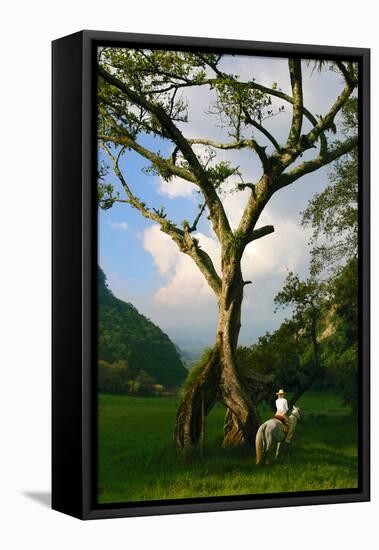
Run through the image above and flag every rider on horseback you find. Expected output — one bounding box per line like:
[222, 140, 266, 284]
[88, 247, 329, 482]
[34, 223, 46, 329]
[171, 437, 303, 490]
[275, 389, 290, 432]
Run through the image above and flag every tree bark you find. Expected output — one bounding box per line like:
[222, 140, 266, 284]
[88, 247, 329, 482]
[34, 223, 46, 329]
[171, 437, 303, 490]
[218, 261, 263, 446]
[222, 372, 274, 446]
[174, 343, 221, 449]
[288, 378, 314, 409]
[174, 257, 264, 449]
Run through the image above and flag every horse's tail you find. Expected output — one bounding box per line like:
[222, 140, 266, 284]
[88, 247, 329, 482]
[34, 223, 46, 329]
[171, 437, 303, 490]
[255, 424, 265, 465]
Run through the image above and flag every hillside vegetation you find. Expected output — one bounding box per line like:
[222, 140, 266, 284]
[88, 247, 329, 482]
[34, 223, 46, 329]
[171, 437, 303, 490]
[98, 267, 187, 393]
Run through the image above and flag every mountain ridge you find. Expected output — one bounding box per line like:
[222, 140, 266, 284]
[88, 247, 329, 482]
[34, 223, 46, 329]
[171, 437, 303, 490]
[98, 267, 187, 388]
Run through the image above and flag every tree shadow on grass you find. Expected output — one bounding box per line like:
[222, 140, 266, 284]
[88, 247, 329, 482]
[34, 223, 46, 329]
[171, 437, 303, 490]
[291, 445, 357, 468]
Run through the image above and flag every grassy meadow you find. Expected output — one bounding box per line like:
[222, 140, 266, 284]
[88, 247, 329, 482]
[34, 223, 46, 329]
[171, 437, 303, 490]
[97, 392, 358, 504]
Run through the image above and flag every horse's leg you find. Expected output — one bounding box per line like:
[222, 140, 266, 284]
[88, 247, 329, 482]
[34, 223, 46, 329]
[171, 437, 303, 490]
[265, 435, 272, 464]
[275, 442, 281, 460]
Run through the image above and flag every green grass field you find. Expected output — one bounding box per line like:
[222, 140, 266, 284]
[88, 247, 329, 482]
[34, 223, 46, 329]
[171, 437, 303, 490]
[98, 392, 358, 504]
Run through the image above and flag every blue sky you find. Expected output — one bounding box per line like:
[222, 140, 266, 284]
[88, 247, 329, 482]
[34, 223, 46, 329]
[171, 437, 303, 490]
[98, 54, 348, 349]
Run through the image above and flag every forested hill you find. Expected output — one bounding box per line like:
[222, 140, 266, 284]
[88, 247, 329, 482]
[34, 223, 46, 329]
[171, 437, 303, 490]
[98, 268, 187, 388]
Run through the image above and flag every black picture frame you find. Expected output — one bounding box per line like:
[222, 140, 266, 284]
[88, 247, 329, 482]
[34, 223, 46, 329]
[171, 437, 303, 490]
[52, 30, 370, 520]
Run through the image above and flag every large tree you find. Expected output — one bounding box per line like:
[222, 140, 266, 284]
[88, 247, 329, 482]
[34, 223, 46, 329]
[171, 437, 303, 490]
[97, 49, 358, 448]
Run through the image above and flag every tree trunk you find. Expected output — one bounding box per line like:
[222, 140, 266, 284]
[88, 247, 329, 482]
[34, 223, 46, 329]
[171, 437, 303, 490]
[219, 337, 262, 447]
[222, 406, 261, 446]
[289, 308, 323, 408]
[174, 257, 262, 449]
[223, 367, 274, 445]
[218, 262, 262, 446]
[288, 378, 314, 408]
[174, 343, 221, 449]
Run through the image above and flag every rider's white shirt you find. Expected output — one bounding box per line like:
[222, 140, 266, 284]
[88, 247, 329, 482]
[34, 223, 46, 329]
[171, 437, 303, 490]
[275, 397, 289, 415]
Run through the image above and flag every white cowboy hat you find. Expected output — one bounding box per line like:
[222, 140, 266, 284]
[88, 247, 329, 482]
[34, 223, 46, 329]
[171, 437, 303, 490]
[276, 389, 286, 395]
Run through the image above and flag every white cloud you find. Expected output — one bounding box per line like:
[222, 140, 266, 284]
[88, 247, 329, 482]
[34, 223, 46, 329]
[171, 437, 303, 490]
[219, 181, 251, 231]
[143, 225, 179, 275]
[242, 208, 311, 281]
[194, 231, 221, 272]
[158, 175, 197, 199]
[143, 224, 216, 308]
[142, 201, 311, 317]
[110, 221, 129, 231]
[154, 256, 214, 307]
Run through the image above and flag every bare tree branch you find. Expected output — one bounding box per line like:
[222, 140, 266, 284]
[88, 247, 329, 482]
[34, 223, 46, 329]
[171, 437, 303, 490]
[187, 137, 254, 150]
[98, 65, 232, 242]
[187, 137, 269, 170]
[188, 203, 207, 232]
[237, 175, 273, 243]
[100, 142, 222, 296]
[242, 108, 281, 153]
[182, 227, 222, 296]
[275, 135, 358, 189]
[193, 55, 328, 154]
[336, 61, 357, 87]
[98, 130, 198, 185]
[300, 81, 356, 152]
[100, 143, 173, 225]
[246, 225, 275, 244]
[286, 59, 303, 147]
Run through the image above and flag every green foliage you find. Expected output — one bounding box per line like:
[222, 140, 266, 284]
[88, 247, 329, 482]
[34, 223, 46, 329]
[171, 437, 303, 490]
[142, 153, 176, 181]
[98, 181, 119, 210]
[206, 161, 240, 190]
[222, 229, 245, 263]
[302, 97, 358, 274]
[98, 267, 187, 391]
[98, 359, 130, 394]
[135, 370, 157, 396]
[182, 348, 213, 392]
[97, 47, 280, 199]
[322, 258, 358, 410]
[98, 48, 212, 139]
[330, 257, 358, 341]
[274, 272, 325, 316]
[243, 321, 305, 396]
[210, 77, 277, 140]
[274, 272, 326, 360]
[298, 96, 358, 408]
[98, 360, 165, 397]
[244, 259, 358, 408]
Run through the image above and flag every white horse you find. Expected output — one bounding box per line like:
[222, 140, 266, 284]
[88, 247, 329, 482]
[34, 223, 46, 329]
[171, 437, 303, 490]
[255, 406, 302, 465]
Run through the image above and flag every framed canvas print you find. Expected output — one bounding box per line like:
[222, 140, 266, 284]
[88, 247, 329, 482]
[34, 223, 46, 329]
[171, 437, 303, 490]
[52, 30, 370, 519]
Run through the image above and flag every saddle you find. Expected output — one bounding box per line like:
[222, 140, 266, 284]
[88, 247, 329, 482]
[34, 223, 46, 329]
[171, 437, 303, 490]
[274, 414, 289, 433]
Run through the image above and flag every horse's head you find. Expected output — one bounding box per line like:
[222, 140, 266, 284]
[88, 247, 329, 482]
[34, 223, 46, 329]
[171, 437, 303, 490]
[291, 405, 302, 420]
